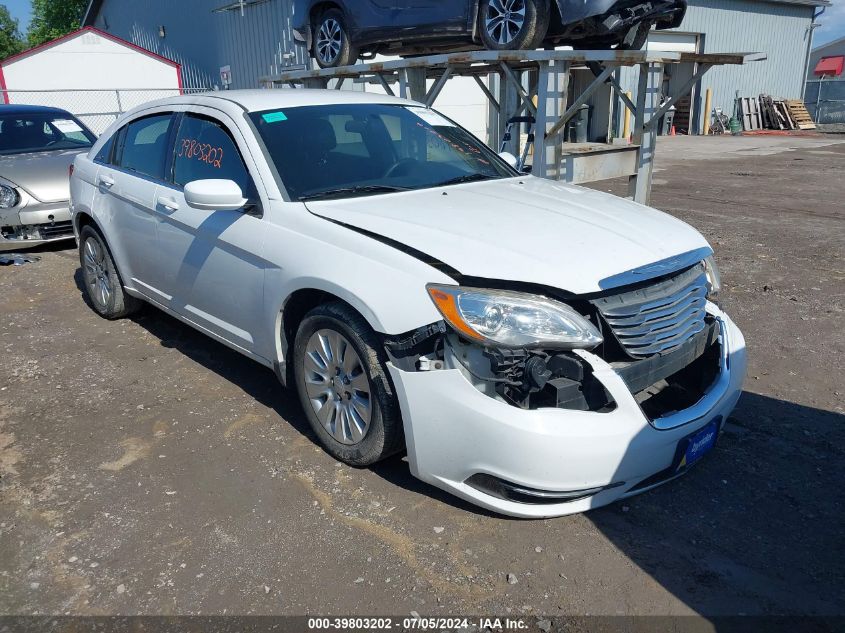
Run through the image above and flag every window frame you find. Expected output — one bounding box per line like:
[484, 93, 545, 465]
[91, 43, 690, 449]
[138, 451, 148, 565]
[109, 111, 178, 185]
[164, 111, 263, 217]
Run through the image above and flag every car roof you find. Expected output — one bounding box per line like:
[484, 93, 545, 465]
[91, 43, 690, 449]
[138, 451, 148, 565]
[0, 104, 74, 116]
[157, 89, 419, 113]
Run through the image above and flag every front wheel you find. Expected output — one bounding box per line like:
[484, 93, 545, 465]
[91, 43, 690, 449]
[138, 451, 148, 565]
[293, 302, 404, 466]
[479, 0, 549, 51]
[312, 9, 359, 68]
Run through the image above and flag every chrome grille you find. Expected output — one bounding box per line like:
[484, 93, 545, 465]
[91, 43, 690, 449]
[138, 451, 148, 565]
[592, 264, 709, 358]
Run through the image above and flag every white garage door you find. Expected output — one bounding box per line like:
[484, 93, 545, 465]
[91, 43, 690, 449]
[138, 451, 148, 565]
[646, 31, 700, 53]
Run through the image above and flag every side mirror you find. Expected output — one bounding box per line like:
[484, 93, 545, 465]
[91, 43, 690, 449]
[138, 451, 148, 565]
[184, 179, 247, 211]
[499, 151, 519, 170]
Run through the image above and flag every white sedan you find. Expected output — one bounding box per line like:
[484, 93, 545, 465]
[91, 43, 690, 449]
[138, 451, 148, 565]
[69, 90, 746, 518]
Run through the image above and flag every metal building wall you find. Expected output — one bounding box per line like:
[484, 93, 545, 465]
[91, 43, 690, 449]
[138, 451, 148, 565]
[617, 0, 816, 135]
[807, 36, 845, 78]
[89, 0, 307, 91]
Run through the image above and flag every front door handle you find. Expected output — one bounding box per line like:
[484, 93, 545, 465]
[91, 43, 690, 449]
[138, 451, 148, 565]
[157, 196, 179, 212]
[98, 175, 115, 188]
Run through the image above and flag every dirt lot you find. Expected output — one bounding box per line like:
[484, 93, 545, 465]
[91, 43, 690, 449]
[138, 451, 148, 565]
[1, 137, 843, 617]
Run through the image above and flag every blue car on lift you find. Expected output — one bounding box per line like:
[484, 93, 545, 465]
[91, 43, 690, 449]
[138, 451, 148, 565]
[293, 0, 687, 68]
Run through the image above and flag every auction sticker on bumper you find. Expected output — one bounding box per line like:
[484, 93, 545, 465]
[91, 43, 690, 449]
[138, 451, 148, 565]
[675, 417, 720, 473]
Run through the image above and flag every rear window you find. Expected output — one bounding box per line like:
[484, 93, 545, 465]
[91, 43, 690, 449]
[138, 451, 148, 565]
[117, 114, 173, 180]
[0, 112, 96, 155]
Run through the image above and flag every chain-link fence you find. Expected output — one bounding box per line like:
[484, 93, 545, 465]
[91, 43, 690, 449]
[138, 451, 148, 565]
[805, 79, 845, 125]
[1, 88, 209, 135]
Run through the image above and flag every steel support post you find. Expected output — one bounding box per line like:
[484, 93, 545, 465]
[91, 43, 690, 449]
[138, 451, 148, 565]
[628, 62, 662, 204]
[534, 60, 570, 180]
[399, 67, 427, 101]
[497, 68, 520, 156]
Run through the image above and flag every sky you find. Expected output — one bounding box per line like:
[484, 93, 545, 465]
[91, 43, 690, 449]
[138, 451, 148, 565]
[1, 0, 843, 49]
[4, 0, 31, 33]
[814, 1, 845, 47]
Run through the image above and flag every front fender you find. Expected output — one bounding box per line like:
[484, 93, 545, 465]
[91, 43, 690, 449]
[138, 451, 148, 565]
[292, 0, 313, 47]
[258, 208, 455, 366]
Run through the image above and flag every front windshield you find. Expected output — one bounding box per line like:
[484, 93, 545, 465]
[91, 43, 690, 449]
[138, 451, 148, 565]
[0, 112, 96, 156]
[248, 103, 516, 201]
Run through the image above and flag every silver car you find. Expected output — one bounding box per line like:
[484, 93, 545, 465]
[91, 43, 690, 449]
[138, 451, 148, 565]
[0, 104, 97, 251]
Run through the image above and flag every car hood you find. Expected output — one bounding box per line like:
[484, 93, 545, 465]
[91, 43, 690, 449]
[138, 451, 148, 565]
[305, 176, 711, 294]
[0, 149, 86, 203]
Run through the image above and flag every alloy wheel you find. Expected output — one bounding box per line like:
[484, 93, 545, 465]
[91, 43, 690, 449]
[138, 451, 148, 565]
[303, 329, 373, 445]
[83, 237, 112, 309]
[316, 18, 342, 65]
[485, 0, 527, 45]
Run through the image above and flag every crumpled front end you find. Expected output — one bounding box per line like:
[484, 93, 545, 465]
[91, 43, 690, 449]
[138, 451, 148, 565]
[390, 304, 744, 518]
[386, 250, 745, 521]
[0, 182, 73, 251]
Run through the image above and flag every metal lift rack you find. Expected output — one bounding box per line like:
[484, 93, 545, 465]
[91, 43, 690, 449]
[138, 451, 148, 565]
[262, 50, 762, 204]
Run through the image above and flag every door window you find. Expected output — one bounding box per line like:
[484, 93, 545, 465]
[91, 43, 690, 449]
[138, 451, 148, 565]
[94, 133, 116, 165]
[172, 114, 254, 199]
[117, 114, 174, 180]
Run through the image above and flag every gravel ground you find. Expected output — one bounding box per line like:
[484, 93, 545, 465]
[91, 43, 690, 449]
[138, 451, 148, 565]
[0, 138, 843, 617]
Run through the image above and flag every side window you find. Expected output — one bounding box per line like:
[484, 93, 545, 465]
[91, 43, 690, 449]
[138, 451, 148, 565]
[172, 114, 254, 198]
[94, 134, 115, 164]
[118, 114, 173, 180]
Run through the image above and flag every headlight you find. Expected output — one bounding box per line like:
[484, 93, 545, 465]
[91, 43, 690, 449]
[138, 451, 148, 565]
[427, 284, 602, 350]
[0, 185, 18, 209]
[703, 255, 721, 298]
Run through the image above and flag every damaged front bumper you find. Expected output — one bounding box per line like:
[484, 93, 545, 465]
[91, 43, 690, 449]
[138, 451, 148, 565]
[0, 200, 74, 251]
[388, 303, 745, 518]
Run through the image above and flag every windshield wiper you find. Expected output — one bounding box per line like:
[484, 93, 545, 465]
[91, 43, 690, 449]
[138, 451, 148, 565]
[299, 184, 410, 201]
[435, 173, 497, 188]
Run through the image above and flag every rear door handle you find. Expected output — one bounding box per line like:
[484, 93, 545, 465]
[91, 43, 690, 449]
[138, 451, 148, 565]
[98, 175, 115, 188]
[157, 196, 179, 212]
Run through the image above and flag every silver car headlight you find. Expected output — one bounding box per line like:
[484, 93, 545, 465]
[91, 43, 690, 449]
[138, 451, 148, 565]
[427, 284, 602, 350]
[0, 185, 19, 209]
[703, 255, 721, 298]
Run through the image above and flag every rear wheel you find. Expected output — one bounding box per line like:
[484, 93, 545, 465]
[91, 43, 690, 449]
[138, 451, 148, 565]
[78, 225, 141, 319]
[479, 0, 549, 51]
[616, 21, 651, 50]
[313, 9, 359, 68]
[293, 302, 404, 466]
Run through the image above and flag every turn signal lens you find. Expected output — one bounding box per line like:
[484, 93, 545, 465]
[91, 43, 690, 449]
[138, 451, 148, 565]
[427, 286, 485, 342]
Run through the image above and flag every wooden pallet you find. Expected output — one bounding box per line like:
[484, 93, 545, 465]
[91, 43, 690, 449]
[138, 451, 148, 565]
[759, 95, 798, 131]
[738, 96, 762, 130]
[784, 99, 816, 130]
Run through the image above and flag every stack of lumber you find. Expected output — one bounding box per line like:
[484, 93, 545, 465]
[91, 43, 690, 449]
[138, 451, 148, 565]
[731, 95, 816, 133]
[758, 94, 799, 131]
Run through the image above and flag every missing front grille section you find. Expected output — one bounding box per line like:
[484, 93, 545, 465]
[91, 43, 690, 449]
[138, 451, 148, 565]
[484, 347, 616, 412]
[634, 336, 721, 421]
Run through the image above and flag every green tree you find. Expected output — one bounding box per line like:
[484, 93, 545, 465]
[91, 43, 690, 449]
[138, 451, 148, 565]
[27, 0, 88, 48]
[0, 4, 24, 60]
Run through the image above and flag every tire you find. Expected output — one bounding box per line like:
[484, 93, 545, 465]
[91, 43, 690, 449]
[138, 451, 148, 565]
[293, 302, 404, 466]
[312, 9, 359, 68]
[479, 0, 549, 51]
[78, 224, 142, 320]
